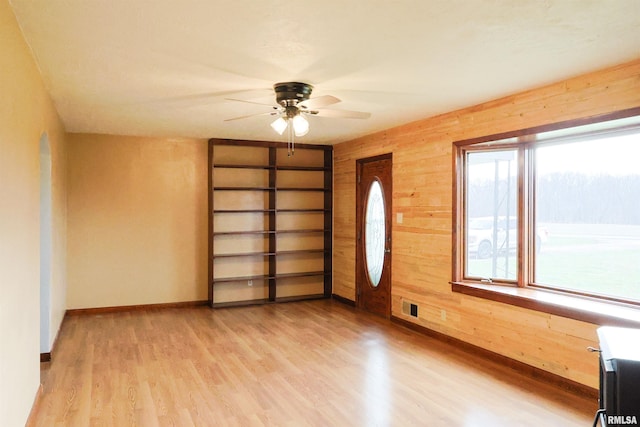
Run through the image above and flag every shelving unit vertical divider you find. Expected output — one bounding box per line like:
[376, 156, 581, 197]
[207, 141, 214, 306]
[323, 148, 333, 298]
[268, 147, 277, 302]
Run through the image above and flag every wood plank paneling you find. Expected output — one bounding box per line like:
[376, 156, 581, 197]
[333, 59, 640, 388]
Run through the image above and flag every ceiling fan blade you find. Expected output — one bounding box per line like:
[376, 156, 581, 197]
[309, 109, 371, 119]
[224, 111, 278, 122]
[226, 98, 279, 108]
[299, 95, 341, 110]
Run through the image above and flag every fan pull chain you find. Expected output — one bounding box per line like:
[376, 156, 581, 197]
[287, 120, 295, 156]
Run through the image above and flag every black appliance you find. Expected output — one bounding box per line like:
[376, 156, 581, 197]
[593, 326, 640, 427]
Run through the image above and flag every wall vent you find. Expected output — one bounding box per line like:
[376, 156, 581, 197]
[402, 300, 418, 318]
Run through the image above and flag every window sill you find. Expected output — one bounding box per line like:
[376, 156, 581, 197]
[451, 281, 640, 328]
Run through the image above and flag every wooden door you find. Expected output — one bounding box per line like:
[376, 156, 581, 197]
[356, 154, 392, 317]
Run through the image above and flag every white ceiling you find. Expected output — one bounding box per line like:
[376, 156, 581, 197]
[9, 0, 640, 144]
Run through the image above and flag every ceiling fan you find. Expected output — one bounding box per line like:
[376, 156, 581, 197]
[225, 82, 371, 154]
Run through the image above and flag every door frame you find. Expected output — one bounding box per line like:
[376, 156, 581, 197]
[39, 133, 53, 355]
[355, 153, 392, 317]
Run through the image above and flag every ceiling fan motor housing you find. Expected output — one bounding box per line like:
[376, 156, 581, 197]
[274, 82, 313, 107]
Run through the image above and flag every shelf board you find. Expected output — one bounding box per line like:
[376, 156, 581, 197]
[210, 295, 329, 308]
[275, 294, 328, 303]
[213, 186, 275, 191]
[213, 230, 276, 236]
[276, 208, 330, 213]
[213, 274, 273, 283]
[276, 249, 328, 256]
[213, 251, 276, 259]
[211, 298, 270, 308]
[277, 187, 327, 192]
[213, 249, 327, 259]
[213, 209, 327, 213]
[276, 165, 330, 171]
[276, 228, 329, 234]
[214, 229, 328, 236]
[213, 271, 332, 281]
[275, 271, 329, 279]
[213, 209, 275, 214]
[213, 164, 273, 170]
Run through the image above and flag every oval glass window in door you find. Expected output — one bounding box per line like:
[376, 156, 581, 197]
[365, 179, 386, 287]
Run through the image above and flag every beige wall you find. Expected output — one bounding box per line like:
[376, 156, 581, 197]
[0, 1, 68, 425]
[66, 134, 208, 309]
[334, 59, 640, 388]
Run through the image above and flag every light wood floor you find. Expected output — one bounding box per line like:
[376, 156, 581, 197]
[31, 299, 596, 426]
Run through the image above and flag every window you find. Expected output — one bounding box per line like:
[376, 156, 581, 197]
[454, 109, 640, 307]
[365, 179, 386, 287]
[465, 149, 518, 281]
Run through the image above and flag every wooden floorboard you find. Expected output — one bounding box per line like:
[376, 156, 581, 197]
[30, 299, 596, 426]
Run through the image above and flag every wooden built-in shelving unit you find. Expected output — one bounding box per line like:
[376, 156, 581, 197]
[208, 139, 332, 308]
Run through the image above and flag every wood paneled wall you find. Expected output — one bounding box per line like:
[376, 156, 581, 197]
[333, 59, 640, 388]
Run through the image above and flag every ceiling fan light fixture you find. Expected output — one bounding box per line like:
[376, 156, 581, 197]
[292, 114, 309, 137]
[227, 81, 370, 156]
[270, 117, 288, 135]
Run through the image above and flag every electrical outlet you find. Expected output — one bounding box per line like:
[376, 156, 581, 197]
[248, 280, 253, 286]
[440, 309, 447, 321]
